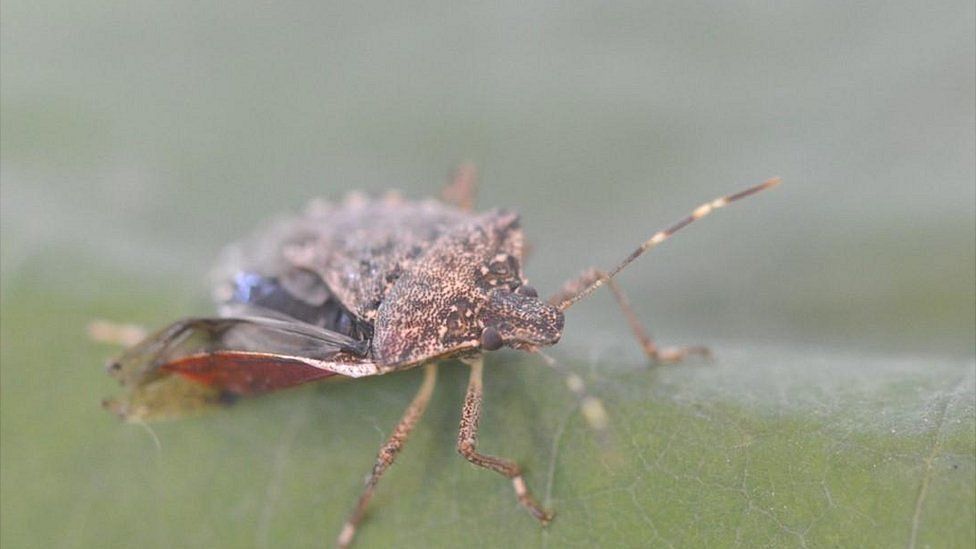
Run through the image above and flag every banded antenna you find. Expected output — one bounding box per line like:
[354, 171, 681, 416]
[556, 177, 782, 311]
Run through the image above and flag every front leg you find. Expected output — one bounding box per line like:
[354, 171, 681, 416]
[548, 268, 709, 363]
[457, 356, 552, 524]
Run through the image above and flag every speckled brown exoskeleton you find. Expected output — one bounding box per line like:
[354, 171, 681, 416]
[98, 165, 781, 547]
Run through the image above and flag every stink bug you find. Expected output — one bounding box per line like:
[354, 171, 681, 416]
[99, 166, 781, 547]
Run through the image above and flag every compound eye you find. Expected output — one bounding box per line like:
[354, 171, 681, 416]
[516, 284, 538, 298]
[480, 326, 504, 351]
[488, 262, 508, 275]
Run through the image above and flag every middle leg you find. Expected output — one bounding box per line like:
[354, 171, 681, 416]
[337, 363, 438, 548]
[440, 162, 478, 211]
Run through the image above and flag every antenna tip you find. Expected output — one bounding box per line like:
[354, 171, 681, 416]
[764, 176, 783, 188]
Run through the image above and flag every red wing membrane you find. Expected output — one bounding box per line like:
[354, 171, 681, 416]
[160, 351, 340, 395]
[105, 314, 369, 421]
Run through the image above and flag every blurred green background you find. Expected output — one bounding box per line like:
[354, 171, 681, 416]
[2, 2, 973, 548]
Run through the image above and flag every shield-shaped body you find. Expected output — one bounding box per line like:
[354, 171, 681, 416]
[107, 190, 562, 420]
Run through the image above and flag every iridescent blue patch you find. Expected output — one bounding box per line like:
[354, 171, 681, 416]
[227, 271, 369, 339]
[232, 272, 278, 304]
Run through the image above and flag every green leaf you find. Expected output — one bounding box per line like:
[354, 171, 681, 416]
[2, 284, 973, 548]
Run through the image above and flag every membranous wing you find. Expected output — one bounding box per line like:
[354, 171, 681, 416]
[105, 311, 376, 421]
[219, 271, 373, 340]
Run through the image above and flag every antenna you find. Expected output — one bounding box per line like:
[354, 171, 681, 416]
[556, 177, 782, 311]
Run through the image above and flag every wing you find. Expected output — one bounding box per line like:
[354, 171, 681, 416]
[104, 315, 377, 422]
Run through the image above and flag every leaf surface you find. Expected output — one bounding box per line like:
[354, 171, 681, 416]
[2, 287, 973, 548]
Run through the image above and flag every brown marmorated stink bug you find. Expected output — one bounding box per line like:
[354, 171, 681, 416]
[97, 166, 780, 547]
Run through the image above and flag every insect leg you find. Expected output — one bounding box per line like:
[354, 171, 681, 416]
[337, 363, 438, 549]
[548, 268, 710, 363]
[87, 319, 148, 347]
[535, 350, 612, 446]
[553, 177, 781, 310]
[457, 356, 552, 524]
[440, 162, 478, 211]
